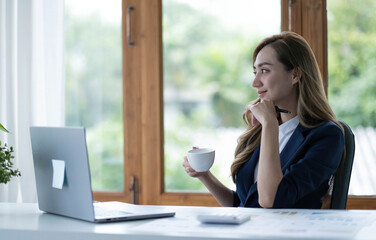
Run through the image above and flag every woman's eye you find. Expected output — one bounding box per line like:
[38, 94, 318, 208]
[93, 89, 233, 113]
[253, 69, 268, 75]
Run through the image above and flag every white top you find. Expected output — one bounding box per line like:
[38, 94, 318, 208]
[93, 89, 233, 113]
[254, 116, 300, 182]
[278, 116, 300, 153]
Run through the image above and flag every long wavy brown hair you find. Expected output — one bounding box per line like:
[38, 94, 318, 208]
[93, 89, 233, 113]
[230, 32, 343, 183]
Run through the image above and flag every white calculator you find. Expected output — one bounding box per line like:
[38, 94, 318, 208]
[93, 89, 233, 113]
[197, 213, 250, 224]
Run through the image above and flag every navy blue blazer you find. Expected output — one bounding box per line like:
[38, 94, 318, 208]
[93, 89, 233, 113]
[233, 121, 345, 209]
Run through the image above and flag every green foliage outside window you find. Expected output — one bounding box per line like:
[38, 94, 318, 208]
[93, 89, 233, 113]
[65, 10, 123, 191]
[328, 0, 376, 127]
[163, 0, 260, 191]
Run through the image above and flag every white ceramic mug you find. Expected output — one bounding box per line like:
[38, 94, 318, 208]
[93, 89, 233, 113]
[187, 148, 215, 172]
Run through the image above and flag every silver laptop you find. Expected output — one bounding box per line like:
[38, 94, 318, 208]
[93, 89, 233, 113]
[30, 126, 175, 223]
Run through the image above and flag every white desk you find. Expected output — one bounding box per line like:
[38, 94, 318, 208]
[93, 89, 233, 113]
[1, 203, 376, 240]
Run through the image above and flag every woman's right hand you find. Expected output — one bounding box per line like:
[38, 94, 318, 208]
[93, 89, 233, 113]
[182, 156, 209, 178]
[245, 98, 262, 126]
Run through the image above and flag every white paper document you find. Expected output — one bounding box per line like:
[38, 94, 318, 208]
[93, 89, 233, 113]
[130, 208, 376, 239]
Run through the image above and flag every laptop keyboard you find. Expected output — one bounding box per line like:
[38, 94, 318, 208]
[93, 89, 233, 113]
[94, 206, 132, 218]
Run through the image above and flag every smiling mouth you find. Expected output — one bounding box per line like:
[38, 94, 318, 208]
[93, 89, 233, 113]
[258, 90, 267, 96]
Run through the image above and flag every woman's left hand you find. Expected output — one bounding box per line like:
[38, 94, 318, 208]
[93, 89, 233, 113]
[248, 99, 278, 126]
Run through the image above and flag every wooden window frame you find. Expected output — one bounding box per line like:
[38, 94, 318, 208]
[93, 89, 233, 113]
[93, 0, 376, 209]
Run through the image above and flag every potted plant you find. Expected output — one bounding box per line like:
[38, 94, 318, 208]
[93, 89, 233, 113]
[0, 123, 21, 184]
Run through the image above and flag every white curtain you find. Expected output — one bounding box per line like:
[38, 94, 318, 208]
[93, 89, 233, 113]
[0, 0, 65, 202]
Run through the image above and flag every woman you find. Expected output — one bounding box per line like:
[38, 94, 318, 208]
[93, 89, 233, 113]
[182, 32, 345, 209]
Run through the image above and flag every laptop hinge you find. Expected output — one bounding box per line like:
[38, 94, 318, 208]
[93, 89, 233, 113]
[129, 176, 138, 204]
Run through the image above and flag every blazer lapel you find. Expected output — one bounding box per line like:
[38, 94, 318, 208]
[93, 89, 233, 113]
[279, 124, 307, 170]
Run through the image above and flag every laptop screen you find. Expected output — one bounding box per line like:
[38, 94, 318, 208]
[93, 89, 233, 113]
[30, 126, 95, 221]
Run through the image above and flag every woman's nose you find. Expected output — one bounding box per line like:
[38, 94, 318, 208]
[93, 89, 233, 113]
[252, 74, 262, 88]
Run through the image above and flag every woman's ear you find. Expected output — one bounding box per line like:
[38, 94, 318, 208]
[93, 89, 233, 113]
[292, 67, 302, 84]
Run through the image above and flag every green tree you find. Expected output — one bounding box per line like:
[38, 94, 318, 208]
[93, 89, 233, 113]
[328, 0, 376, 127]
[163, 0, 258, 129]
[163, 0, 262, 191]
[65, 10, 123, 191]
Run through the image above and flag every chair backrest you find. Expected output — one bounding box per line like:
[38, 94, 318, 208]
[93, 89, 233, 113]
[330, 120, 356, 209]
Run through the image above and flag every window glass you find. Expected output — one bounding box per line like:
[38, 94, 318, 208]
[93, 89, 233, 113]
[65, 0, 123, 191]
[163, 0, 281, 191]
[328, 0, 376, 195]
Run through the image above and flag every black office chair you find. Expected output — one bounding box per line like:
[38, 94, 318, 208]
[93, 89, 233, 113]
[330, 120, 356, 209]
